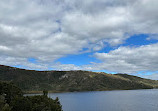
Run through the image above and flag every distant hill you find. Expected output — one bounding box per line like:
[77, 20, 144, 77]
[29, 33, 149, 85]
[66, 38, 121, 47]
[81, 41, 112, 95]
[0, 65, 158, 92]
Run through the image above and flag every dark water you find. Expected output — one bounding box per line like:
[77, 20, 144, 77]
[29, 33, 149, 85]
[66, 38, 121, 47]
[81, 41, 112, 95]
[28, 89, 158, 111]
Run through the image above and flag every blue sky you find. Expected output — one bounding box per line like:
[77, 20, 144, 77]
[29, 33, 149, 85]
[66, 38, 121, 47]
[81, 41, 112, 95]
[25, 33, 158, 78]
[0, 0, 158, 79]
[55, 34, 158, 69]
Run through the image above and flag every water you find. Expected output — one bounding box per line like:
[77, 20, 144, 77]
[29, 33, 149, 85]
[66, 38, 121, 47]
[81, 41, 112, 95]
[28, 89, 158, 111]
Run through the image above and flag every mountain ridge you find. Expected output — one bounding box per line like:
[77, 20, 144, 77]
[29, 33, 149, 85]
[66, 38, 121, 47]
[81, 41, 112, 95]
[0, 65, 158, 92]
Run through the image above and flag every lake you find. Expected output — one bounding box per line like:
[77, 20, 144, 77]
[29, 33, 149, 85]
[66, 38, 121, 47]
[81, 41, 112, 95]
[28, 89, 158, 111]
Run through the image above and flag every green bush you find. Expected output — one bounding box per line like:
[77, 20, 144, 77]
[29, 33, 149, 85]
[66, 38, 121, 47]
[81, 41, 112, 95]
[0, 81, 62, 111]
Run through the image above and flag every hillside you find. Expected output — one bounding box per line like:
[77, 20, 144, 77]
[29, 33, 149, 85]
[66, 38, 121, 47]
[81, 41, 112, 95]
[0, 65, 158, 92]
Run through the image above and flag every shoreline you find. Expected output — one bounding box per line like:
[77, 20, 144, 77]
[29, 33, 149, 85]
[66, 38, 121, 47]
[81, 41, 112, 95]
[24, 87, 155, 94]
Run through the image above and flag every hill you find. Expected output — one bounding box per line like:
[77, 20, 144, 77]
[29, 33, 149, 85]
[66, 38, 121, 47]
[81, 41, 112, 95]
[0, 65, 158, 92]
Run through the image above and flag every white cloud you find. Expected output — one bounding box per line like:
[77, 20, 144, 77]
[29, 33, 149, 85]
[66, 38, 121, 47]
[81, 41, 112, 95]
[141, 73, 158, 80]
[52, 63, 82, 71]
[90, 43, 158, 73]
[0, 56, 49, 70]
[0, 0, 158, 72]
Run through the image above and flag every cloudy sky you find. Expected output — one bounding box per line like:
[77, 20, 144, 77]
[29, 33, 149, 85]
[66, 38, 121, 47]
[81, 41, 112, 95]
[0, 0, 158, 79]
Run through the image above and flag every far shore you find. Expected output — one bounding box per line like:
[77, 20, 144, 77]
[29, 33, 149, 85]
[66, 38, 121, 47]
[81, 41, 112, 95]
[24, 88, 156, 94]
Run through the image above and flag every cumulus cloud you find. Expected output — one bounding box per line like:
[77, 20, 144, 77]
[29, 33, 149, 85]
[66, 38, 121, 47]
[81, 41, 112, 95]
[141, 73, 158, 80]
[0, 0, 158, 72]
[0, 56, 49, 70]
[90, 43, 158, 73]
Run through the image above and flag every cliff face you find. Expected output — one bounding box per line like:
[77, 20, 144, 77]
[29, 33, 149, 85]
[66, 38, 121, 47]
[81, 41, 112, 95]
[0, 65, 158, 92]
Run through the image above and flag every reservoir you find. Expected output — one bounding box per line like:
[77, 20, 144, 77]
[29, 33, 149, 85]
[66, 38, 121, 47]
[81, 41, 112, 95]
[28, 89, 158, 111]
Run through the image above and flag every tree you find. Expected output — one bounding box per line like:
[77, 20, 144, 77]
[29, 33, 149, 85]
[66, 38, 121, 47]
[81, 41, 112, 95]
[43, 90, 48, 97]
[0, 81, 63, 111]
[2, 104, 11, 111]
[0, 81, 23, 104]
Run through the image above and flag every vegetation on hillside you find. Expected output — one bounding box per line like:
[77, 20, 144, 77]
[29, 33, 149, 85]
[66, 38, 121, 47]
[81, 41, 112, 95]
[0, 65, 158, 93]
[0, 81, 62, 111]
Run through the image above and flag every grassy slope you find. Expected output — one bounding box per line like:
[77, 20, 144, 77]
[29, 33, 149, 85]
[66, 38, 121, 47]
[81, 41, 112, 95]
[0, 65, 158, 92]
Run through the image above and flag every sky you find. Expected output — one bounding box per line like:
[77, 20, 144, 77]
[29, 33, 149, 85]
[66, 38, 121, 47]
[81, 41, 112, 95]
[0, 0, 158, 79]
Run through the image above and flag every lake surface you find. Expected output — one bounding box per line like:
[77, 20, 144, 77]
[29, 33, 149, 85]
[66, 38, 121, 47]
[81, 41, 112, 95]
[28, 89, 158, 111]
